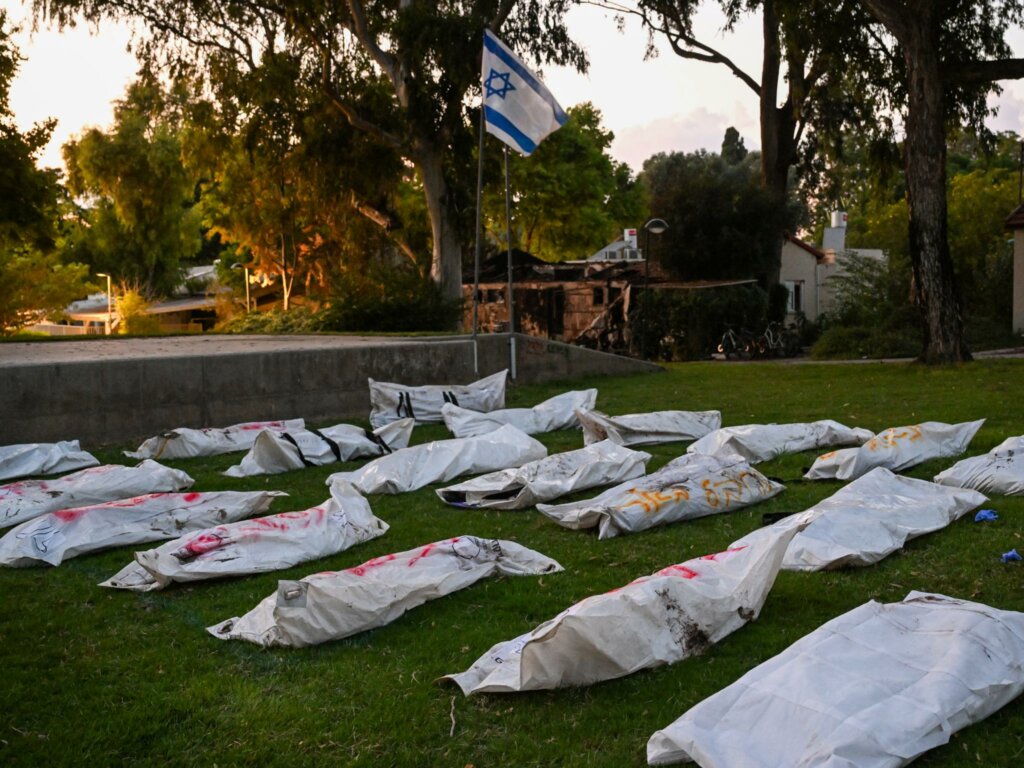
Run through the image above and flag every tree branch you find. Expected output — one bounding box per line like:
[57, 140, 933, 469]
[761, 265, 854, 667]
[586, 1, 762, 96]
[943, 58, 1024, 85]
[857, 0, 910, 45]
[346, 0, 405, 99]
[318, 52, 404, 151]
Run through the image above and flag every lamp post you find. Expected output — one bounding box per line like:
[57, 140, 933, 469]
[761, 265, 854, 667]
[96, 273, 112, 335]
[640, 218, 669, 359]
[231, 262, 251, 312]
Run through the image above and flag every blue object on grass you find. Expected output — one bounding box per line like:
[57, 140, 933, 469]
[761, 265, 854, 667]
[974, 509, 999, 522]
[1001, 549, 1021, 563]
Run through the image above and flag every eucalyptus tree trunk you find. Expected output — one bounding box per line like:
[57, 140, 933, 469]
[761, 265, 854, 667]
[757, 0, 798, 297]
[901, 13, 971, 362]
[414, 143, 464, 299]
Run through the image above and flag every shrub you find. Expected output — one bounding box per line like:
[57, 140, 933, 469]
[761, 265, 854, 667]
[116, 289, 162, 335]
[314, 268, 462, 333]
[217, 306, 319, 334]
[811, 324, 921, 360]
[631, 283, 769, 361]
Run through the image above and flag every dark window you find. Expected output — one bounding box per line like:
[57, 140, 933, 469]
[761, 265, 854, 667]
[592, 287, 605, 305]
[793, 282, 803, 312]
[487, 289, 503, 303]
[551, 288, 565, 336]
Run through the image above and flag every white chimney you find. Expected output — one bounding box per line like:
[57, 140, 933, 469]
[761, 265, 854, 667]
[823, 210, 847, 255]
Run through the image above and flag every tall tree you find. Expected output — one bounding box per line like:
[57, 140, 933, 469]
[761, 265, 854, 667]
[854, 0, 1024, 362]
[0, 10, 91, 333]
[63, 75, 203, 297]
[484, 102, 648, 260]
[599, 0, 876, 282]
[641, 132, 797, 281]
[185, 51, 409, 309]
[37, 0, 586, 301]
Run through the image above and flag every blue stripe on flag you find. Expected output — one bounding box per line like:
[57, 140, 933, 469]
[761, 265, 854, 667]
[484, 31, 568, 125]
[484, 106, 538, 154]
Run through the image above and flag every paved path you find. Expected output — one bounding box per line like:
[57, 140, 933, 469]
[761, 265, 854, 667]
[0, 334, 449, 367]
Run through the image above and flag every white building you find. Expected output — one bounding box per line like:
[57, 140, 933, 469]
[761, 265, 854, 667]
[779, 211, 884, 323]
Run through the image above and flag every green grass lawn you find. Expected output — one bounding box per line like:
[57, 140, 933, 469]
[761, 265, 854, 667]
[2, 360, 1024, 766]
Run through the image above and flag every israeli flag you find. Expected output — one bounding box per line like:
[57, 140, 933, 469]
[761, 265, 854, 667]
[482, 30, 568, 155]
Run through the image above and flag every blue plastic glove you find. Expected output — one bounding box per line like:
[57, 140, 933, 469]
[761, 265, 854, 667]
[1001, 549, 1021, 563]
[974, 509, 999, 522]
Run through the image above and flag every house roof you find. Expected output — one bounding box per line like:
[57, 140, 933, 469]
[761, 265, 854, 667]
[785, 233, 827, 262]
[65, 295, 217, 321]
[1005, 203, 1024, 229]
[466, 250, 671, 286]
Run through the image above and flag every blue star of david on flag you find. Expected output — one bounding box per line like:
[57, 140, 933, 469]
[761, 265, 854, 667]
[481, 30, 567, 156]
[485, 69, 516, 99]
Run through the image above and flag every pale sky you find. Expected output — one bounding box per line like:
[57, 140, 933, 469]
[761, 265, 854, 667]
[3, 0, 1023, 172]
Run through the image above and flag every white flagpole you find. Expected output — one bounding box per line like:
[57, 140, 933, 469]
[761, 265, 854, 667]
[504, 145, 516, 380]
[471, 103, 486, 376]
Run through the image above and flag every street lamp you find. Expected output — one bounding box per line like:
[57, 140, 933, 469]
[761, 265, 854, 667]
[96, 273, 112, 335]
[231, 262, 251, 312]
[641, 218, 669, 359]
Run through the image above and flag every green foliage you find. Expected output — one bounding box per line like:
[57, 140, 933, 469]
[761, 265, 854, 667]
[0, 249, 92, 333]
[36, 0, 589, 298]
[3, 362, 1024, 766]
[486, 103, 648, 261]
[115, 288, 162, 335]
[62, 75, 202, 298]
[189, 53, 411, 309]
[216, 306, 320, 334]
[811, 325, 921, 360]
[811, 251, 922, 359]
[631, 284, 769, 361]
[315, 266, 463, 333]
[641, 133, 797, 281]
[0, 11, 92, 333]
[812, 129, 1020, 358]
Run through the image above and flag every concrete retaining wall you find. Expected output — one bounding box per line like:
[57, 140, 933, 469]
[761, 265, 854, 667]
[0, 333, 660, 446]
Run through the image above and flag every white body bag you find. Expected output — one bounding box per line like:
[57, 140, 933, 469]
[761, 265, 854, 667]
[538, 453, 783, 540]
[101, 482, 386, 591]
[0, 440, 99, 482]
[223, 419, 414, 478]
[327, 424, 547, 495]
[125, 418, 306, 460]
[0, 461, 194, 529]
[934, 435, 1024, 495]
[441, 389, 597, 438]
[804, 419, 984, 480]
[368, 369, 507, 428]
[436, 441, 650, 510]
[0, 490, 284, 567]
[647, 592, 1024, 767]
[208, 536, 562, 648]
[445, 523, 803, 694]
[577, 409, 721, 447]
[687, 420, 873, 464]
[782, 467, 986, 571]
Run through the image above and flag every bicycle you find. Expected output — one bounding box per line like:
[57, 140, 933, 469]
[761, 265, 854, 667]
[717, 325, 756, 359]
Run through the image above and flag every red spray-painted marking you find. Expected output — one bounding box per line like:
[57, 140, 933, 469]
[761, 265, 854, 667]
[407, 542, 443, 567]
[182, 492, 202, 502]
[52, 507, 88, 523]
[655, 564, 700, 579]
[347, 553, 397, 576]
[178, 531, 228, 558]
[239, 421, 286, 431]
[237, 507, 323, 535]
[697, 545, 748, 562]
[102, 494, 163, 508]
